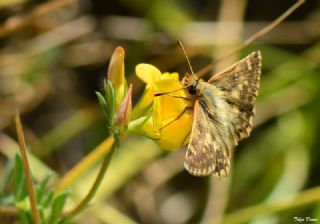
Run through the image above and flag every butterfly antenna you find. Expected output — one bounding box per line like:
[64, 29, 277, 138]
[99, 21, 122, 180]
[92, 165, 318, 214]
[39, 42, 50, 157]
[177, 40, 195, 75]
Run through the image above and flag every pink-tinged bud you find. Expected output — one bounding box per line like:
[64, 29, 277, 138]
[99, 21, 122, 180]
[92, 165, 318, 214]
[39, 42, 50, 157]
[116, 84, 132, 133]
[108, 47, 126, 106]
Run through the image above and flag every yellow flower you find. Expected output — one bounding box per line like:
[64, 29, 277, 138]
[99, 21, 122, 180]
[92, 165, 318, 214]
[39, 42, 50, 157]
[128, 64, 193, 150]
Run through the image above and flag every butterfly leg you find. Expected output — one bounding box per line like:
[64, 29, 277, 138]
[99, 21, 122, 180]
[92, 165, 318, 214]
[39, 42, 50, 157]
[154, 88, 185, 97]
[159, 106, 193, 131]
[155, 93, 192, 101]
[162, 94, 192, 100]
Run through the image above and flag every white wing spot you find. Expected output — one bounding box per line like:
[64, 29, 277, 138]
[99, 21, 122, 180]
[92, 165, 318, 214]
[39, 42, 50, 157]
[246, 60, 252, 71]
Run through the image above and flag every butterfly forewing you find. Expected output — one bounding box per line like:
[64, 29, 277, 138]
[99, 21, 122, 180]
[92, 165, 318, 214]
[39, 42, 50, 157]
[184, 51, 262, 177]
[209, 51, 262, 141]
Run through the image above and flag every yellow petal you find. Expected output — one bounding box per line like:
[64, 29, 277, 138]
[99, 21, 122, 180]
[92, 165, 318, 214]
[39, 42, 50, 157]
[135, 64, 162, 84]
[131, 85, 154, 120]
[155, 110, 193, 150]
[162, 72, 179, 81]
[132, 64, 193, 151]
[128, 115, 161, 140]
[152, 78, 190, 132]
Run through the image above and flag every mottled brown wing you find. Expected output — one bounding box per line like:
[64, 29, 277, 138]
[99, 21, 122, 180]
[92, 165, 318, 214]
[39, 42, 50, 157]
[209, 51, 262, 142]
[184, 100, 231, 177]
[184, 51, 262, 178]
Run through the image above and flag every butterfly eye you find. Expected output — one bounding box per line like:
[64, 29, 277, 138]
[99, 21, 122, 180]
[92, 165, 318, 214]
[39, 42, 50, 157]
[188, 86, 197, 95]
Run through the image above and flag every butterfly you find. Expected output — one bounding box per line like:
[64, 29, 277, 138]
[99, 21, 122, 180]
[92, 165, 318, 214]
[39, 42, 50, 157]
[181, 51, 262, 177]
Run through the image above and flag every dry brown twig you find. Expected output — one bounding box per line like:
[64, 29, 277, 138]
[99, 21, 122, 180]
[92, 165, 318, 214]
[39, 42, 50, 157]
[196, 0, 305, 78]
[0, 0, 75, 38]
[15, 113, 40, 224]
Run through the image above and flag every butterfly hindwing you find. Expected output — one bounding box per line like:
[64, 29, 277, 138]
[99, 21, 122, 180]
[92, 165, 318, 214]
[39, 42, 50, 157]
[184, 100, 231, 177]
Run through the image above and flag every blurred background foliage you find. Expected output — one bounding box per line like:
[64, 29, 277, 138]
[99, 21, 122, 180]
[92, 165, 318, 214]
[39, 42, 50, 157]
[0, 0, 320, 223]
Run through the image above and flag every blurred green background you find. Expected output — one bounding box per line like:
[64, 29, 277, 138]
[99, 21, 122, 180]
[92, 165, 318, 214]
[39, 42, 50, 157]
[1, 0, 320, 223]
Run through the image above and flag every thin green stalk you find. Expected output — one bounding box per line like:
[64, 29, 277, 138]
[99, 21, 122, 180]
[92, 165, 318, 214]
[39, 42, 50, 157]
[15, 113, 41, 224]
[207, 186, 320, 224]
[33, 106, 100, 158]
[63, 137, 118, 218]
[197, 0, 305, 78]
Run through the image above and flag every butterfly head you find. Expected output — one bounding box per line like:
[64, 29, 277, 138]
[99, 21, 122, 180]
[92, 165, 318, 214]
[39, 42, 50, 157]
[181, 72, 199, 95]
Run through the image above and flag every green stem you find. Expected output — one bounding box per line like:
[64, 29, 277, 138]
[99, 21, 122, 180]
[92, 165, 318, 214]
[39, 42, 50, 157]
[33, 106, 100, 158]
[15, 113, 41, 224]
[207, 185, 320, 224]
[63, 137, 118, 218]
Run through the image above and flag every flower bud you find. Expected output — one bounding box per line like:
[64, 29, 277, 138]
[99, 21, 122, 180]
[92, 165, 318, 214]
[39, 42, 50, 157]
[116, 84, 132, 134]
[108, 47, 127, 107]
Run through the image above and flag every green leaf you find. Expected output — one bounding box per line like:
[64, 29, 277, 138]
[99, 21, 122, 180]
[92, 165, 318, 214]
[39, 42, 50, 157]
[36, 174, 51, 204]
[100, 79, 118, 134]
[14, 153, 28, 202]
[0, 195, 15, 204]
[43, 190, 54, 207]
[96, 90, 114, 134]
[49, 191, 69, 224]
[0, 157, 14, 194]
[38, 206, 46, 224]
[96, 91, 109, 117]
[107, 80, 116, 129]
[104, 80, 116, 115]
[19, 210, 32, 224]
[59, 217, 72, 224]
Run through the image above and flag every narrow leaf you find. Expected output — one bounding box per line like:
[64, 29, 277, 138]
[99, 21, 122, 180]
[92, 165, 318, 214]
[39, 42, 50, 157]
[42, 190, 54, 207]
[14, 153, 28, 201]
[36, 175, 51, 204]
[96, 91, 109, 118]
[49, 191, 69, 224]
